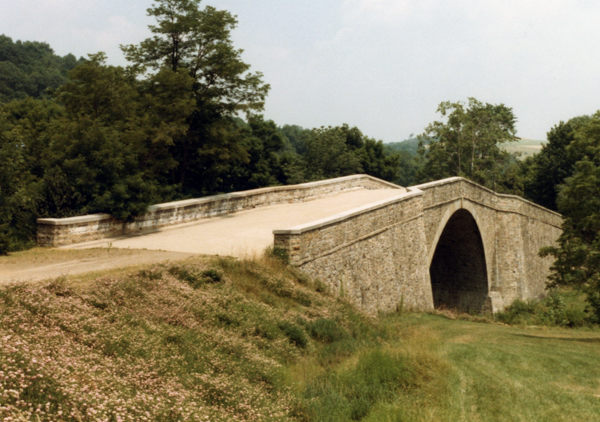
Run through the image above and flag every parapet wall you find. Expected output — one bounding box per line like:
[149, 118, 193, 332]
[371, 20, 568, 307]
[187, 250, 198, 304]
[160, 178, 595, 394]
[274, 189, 422, 266]
[37, 175, 400, 247]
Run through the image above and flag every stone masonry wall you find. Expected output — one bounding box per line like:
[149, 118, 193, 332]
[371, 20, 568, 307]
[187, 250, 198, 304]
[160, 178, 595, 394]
[275, 177, 562, 314]
[274, 190, 433, 314]
[408, 178, 561, 308]
[37, 174, 401, 247]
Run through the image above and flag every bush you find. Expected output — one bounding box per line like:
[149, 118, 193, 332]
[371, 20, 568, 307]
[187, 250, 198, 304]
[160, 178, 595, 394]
[167, 265, 223, 289]
[308, 318, 349, 344]
[585, 289, 600, 324]
[496, 292, 588, 327]
[0, 232, 9, 255]
[265, 245, 290, 264]
[201, 269, 223, 284]
[278, 321, 308, 349]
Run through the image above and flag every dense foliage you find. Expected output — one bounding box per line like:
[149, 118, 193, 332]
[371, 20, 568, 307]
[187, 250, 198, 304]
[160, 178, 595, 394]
[0, 35, 84, 102]
[523, 116, 591, 211]
[416, 98, 522, 193]
[540, 112, 600, 322]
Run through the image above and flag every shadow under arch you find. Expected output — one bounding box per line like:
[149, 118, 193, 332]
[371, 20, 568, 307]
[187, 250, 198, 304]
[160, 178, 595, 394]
[429, 208, 489, 312]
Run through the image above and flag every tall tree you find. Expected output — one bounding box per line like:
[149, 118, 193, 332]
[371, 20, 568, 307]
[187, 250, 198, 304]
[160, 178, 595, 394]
[523, 116, 591, 211]
[417, 98, 519, 190]
[540, 112, 600, 322]
[121, 0, 270, 193]
[49, 53, 194, 220]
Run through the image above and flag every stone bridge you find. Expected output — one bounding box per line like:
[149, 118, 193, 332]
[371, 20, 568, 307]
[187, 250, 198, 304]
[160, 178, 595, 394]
[37, 175, 562, 314]
[274, 177, 562, 314]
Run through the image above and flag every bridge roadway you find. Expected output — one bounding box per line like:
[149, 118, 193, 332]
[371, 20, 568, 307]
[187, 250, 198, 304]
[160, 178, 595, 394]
[66, 189, 403, 257]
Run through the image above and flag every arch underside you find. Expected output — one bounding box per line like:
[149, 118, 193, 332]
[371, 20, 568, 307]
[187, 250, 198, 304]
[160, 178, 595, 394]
[430, 209, 489, 312]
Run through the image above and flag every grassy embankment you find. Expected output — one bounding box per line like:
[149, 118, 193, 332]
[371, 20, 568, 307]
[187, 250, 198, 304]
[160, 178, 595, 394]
[1, 251, 599, 421]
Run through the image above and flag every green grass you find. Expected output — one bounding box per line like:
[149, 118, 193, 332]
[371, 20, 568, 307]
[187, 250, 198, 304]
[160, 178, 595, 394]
[370, 313, 600, 422]
[1, 254, 599, 421]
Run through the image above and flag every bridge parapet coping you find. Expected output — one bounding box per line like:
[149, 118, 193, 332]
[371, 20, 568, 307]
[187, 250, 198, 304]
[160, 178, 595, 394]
[37, 174, 402, 247]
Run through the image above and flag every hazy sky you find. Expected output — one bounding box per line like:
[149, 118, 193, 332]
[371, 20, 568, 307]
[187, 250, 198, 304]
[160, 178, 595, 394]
[3, 0, 600, 142]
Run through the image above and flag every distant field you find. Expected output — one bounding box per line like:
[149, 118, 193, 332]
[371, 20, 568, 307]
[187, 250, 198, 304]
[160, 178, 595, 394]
[387, 137, 547, 159]
[504, 137, 547, 158]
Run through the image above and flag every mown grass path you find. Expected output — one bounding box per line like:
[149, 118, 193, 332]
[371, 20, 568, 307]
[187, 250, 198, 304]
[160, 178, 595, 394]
[368, 314, 600, 422]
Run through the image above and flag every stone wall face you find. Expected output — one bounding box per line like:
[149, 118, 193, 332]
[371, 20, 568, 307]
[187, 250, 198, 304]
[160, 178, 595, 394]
[415, 178, 562, 309]
[275, 191, 433, 314]
[37, 175, 400, 247]
[275, 177, 563, 314]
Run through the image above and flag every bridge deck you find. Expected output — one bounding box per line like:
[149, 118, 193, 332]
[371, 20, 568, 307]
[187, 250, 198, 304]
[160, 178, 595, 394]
[65, 189, 403, 257]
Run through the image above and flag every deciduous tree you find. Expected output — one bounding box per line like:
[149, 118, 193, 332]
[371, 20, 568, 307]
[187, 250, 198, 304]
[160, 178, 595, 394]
[121, 0, 270, 192]
[541, 112, 600, 322]
[417, 98, 519, 190]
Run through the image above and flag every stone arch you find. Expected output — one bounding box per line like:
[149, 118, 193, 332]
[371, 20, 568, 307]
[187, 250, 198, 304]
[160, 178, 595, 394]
[429, 203, 490, 312]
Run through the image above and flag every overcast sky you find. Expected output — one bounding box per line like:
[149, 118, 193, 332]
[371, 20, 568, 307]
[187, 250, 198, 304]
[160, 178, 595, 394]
[3, 0, 600, 142]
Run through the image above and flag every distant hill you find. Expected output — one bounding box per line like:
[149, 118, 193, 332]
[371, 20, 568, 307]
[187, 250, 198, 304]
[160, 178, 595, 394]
[385, 137, 547, 159]
[0, 34, 85, 102]
[384, 138, 421, 156]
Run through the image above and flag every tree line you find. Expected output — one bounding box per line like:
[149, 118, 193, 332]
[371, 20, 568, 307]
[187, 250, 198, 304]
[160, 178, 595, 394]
[0, 0, 599, 321]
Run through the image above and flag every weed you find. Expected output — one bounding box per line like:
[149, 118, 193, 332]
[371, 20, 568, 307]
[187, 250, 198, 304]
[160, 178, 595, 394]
[265, 245, 290, 264]
[279, 321, 309, 349]
[303, 349, 412, 421]
[314, 279, 329, 293]
[138, 268, 163, 280]
[44, 277, 73, 297]
[309, 318, 350, 344]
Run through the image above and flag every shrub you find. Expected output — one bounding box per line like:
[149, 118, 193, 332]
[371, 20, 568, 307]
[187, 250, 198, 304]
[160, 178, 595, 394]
[278, 321, 308, 349]
[264, 245, 290, 264]
[201, 269, 223, 284]
[495, 292, 589, 327]
[585, 289, 600, 324]
[168, 265, 223, 289]
[309, 318, 349, 344]
[0, 235, 8, 255]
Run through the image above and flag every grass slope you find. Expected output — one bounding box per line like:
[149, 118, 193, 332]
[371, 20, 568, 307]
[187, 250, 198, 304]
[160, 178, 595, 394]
[1, 253, 599, 421]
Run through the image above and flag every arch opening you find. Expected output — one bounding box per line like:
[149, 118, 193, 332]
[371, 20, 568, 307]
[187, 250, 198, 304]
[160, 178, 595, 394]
[430, 209, 489, 312]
